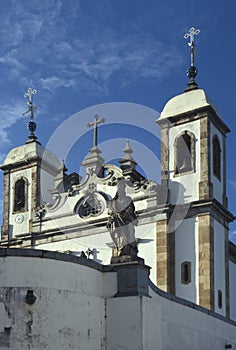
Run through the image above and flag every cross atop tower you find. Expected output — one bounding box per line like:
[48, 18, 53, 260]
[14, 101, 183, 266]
[184, 27, 201, 92]
[184, 27, 200, 44]
[23, 88, 38, 142]
[184, 27, 200, 67]
[87, 114, 106, 148]
[23, 88, 37, 119]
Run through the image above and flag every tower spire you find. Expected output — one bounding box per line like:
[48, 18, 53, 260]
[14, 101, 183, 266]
[23, 87, 38, 142]
[184, 27, 200, 92]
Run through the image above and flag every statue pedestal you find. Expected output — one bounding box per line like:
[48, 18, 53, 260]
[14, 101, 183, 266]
[111, 255, 144, 264]
[111, 259, 150, 297]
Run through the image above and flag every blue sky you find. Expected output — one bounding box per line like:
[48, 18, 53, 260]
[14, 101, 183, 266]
[0, 0, 235, 242]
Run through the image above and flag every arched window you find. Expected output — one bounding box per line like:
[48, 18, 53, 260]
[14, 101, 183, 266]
[175, 131, 195, 174]
[13, 178, 27, 212]
[213, 135, 221, 181]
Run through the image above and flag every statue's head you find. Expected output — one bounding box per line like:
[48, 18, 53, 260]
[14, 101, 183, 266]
[117, 178, 126, 197]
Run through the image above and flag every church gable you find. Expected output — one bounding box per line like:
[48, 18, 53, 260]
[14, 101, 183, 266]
[33, 160, 160, 238]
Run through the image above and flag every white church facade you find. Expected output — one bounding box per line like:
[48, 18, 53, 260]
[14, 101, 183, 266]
[0, 29, 236, 349]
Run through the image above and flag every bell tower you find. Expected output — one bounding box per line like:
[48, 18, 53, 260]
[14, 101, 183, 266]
[156, 28, 234, 317]
[0, 88, 59, 242]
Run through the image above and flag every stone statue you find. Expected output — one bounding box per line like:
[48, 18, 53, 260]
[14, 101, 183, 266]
[106, 180, 138, 261]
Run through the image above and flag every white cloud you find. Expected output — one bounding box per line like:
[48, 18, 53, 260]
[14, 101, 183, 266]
[0, 1, 183, 95]
[40, 76, 75, 92]
[0, 101, 27, 145]
[0, 49, 26, 79]
[39, 32, 182, 94]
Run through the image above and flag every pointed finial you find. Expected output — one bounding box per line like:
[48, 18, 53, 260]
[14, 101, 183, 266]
[23, 88, 38, 141]
[184, 27, 200, 92]
[119, 140, 137, 169]
[58, 160, 68, 174]
[123, 140, 134, 158]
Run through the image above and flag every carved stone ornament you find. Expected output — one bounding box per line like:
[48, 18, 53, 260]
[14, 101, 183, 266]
[77, 192, 105, 219]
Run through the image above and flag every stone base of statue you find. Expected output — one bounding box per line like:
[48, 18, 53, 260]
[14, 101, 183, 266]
[111, 255, 144, 265]
[110, 245, 143, 264]
[111, 259, 150, 297]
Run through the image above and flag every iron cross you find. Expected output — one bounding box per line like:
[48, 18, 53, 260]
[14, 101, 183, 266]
[87, 114, 106, 147]
[184, 27, 200, 46]
[23, 88, 37, 120]
[184, 27, 200, 66]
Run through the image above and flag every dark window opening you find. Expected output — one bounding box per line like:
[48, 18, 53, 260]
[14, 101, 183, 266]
[175, 132, 194, 174]
[218, 289, 222, 309]
[181, 261, 191, 284]
[213, 136, 221, 181]
[14, 179, 27, 212]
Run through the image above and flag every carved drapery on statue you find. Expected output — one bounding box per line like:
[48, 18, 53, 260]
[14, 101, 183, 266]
[107, 180, 138, 262]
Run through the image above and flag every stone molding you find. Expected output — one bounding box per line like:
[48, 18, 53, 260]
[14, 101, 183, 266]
[199, 117, 212, 200]
[156, 218, 175, 294]
[157, 106, 230, 135]
[198, 213, 214, 310]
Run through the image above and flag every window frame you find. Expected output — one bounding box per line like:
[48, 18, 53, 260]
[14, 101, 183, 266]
[174, 130, 195, 176]
[13, 177, 28, 213]
[181, 261, 191, 285]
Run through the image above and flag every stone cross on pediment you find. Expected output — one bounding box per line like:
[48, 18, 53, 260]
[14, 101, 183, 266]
[87, 114, 106, 148]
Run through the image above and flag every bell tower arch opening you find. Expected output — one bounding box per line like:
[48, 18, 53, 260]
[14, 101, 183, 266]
[13, 177, 28, 213]
[175, 131, 195, 174]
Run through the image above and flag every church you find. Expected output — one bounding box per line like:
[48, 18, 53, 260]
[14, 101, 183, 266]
[0, 28, 236, 349]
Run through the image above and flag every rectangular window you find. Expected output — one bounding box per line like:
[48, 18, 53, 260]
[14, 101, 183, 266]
[181, 261, 191, 284]
[218, 289, 222, 309]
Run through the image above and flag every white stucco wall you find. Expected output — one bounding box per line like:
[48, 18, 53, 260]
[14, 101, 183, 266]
[143, 285, 236, 350]
[9, 168, 32, 238]
[9, 167, 57, 238]
[0, 253, 116, 350]
[107, 286, 236, 350]
[214, 220, 226, 316]
[210, 123, 224, 204]
[136, 223, 156, 282]
[175, 217, 198, 303]
[0, 251, 235, 350]
[229, 260, 236, 321]
[37, 230, 114, 264]
[36, 222, 157, 282]
[40, 168, 57, 204]
[168, 120, 200, 204]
